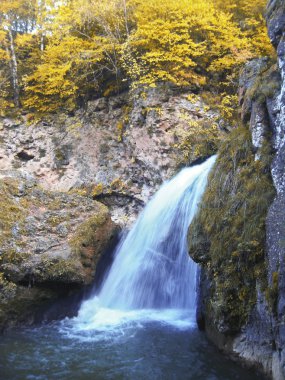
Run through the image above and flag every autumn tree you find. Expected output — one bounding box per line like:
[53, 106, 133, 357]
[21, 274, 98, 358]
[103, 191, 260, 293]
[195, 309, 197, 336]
[0, 0, 272, 115]
[0, 0, 36, 109]
[215, 0, 274, 57]
[23, 0, 136, 113]
[121, 0, 255, 90]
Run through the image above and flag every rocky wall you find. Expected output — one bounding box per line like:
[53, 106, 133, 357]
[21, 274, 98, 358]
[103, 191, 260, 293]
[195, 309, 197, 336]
[0, 87, 220, 226]
[189, 1, 285, 378]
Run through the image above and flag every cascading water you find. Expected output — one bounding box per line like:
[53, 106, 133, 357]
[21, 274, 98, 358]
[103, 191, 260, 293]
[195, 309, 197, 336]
[74, 156, 216, 331]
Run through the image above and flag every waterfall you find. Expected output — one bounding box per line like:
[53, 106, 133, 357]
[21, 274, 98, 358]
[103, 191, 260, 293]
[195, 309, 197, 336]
[74, 156, 216, 330]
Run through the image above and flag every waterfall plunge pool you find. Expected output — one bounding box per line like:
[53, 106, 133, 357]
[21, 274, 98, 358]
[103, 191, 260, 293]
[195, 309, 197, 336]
[0, 315, 262, 380]
[0, 157, 264, 379]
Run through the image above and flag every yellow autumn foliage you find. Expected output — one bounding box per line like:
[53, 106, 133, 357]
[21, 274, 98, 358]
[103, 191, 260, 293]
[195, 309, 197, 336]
[123, 0, 255, 89]
[23, 36, 108, 112]
[0, 0, 273, 114]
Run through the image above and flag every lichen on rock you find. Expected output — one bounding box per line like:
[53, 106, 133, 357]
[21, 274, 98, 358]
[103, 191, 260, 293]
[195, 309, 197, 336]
[0, 171, 117, 330]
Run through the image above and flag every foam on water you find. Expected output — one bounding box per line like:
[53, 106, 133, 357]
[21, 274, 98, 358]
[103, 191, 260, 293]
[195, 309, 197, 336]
[63, 305, 195, 343]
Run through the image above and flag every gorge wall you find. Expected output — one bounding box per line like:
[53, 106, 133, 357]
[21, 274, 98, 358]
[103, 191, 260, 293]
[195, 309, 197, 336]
[188, 1, 285, 379]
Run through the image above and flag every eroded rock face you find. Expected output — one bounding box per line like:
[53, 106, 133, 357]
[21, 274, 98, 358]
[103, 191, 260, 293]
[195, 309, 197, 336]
[0, 87, 219, 226]
[0, 171, 117, 330]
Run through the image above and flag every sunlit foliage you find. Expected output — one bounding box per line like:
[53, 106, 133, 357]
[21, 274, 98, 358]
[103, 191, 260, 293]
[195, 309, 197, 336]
[0, 0, 273, 114]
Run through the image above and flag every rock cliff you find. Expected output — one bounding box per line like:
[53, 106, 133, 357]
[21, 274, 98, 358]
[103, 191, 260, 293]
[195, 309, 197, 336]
[188, 1, 285, 379]
[0, 87, 220, 226]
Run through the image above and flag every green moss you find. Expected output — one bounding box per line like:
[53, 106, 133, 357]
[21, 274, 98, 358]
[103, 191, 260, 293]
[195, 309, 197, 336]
[174, 117, 222, 166]
[46, 214, 65, 227]
[0, 273, 17, 301]
[246, 62, 280, 105]
[266, 271, 279, 315]
[0, 286, 56, 331]
[116, 105, 132, 142]
[34, 256, 82, 283]
[1, 249, 31, 266]
[69, 208, 108, 254]
[0, 179, 30, 301]
[188, 125, 275, 333]
[55, 149, 65, 162]
[0, 179, 26, 246]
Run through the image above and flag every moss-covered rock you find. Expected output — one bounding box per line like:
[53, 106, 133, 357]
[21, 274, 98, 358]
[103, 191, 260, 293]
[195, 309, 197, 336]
[188, 125, 275, 333]
[0, 285, 56, 331]
[239, 58, 280, 124]
[0, 171, 117, 330]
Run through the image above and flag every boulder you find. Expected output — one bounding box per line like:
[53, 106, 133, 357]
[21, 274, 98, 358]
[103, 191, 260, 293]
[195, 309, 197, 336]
[0, 171, 117, 330]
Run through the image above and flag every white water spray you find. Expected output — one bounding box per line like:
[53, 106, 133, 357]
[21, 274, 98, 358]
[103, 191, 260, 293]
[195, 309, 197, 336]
[74, 156, 216, 331]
